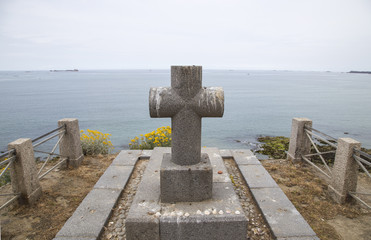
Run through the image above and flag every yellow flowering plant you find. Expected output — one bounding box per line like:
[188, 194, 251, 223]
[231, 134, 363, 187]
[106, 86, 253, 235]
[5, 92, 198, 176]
[130, 126, 172, 149]
[0, 158, 11, 186]
[80, 129, 114, 155]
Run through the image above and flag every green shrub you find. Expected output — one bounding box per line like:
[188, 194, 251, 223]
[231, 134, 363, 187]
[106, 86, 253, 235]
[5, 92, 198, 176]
[257, 136, 290, 159]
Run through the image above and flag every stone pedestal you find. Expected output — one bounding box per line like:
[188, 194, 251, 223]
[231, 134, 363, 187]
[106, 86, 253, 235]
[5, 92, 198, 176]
[287, 117, 312, 162]
[58, 118, 84, 168]
[328, 138, 361, 203]
[160, 153, 212, 202]
[8, 138, 42, 205]
[126, 148, 247, 240]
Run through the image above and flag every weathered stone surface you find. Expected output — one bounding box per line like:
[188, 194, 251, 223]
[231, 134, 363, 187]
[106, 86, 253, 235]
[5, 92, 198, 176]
[149, 66, 224, 166]
[251, 187, 317, 238]
[160, 182, 247, 240]
[126, 148, 168, 240]
[219, 149, 233, 158]
[55, 188, 121, 238]
[287, 118, 312, 162]
[58, 118, 84, 168]
[231, 149, 261, 165]
[276, 237, 320, 240]
[53, 237, 96, 240]
[8, 138, 42, 205]
[94, 165, 133, 190]
[202, 147, 231, 183]
[239, 165, 279, 189]
[160, 153, 212, 202]
[111, 150, 142, 166]
[328, 138, 361, 203]
[140, 150, 153, 158]
[126, 148, 248, 240]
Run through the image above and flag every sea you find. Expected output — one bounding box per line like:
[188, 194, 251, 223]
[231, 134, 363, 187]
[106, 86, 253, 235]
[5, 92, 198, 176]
[0, 69, 370, 154]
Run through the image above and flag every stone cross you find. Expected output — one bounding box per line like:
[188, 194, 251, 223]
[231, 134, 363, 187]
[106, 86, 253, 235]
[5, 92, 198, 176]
[149, 66, 224, 165]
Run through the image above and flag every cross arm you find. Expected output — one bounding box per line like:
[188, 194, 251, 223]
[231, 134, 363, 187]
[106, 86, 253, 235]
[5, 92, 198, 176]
[149, 87, 183, 118]
[192, 87, 224, 117]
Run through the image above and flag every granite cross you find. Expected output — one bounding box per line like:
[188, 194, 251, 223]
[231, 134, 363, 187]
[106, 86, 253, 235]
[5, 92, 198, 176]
[149, 66, 224, 165]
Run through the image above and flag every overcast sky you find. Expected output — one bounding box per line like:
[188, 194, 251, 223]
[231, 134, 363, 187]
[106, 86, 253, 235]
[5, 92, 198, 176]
[0, 0, 370, 71]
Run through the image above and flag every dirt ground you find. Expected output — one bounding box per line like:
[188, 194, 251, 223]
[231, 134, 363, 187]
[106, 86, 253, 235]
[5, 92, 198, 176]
[0, 154, 116, 240]
[262, 159, 371, 240]
[1, 154, 370, 240]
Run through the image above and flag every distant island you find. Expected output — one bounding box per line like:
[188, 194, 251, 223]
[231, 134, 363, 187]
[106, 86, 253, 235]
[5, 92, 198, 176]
[50, 69, 78, 72]
[348, 71, 371, 74]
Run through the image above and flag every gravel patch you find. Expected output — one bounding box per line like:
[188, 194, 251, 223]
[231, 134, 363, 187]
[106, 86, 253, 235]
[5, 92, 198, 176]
[224, 158, 273, 240]
[101, 159, 148, 240]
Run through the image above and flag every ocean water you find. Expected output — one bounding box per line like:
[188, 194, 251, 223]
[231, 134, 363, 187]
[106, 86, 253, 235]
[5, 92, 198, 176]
[0, 69, 370, 153]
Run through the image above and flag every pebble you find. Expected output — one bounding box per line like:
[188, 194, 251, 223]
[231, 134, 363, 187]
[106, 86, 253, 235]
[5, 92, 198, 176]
[196, 210, 202, 215]
[204, 210, 210, 215]
[184, 212, 190, 217]
[218, 210, 224, 215]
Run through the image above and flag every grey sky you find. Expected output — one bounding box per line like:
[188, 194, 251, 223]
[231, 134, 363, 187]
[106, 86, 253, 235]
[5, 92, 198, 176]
[0, 0, 370, 71]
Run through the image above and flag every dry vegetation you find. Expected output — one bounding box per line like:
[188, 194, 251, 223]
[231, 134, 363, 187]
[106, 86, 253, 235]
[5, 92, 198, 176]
[0, 154, 116, 240]
[262, 159, 371, 240]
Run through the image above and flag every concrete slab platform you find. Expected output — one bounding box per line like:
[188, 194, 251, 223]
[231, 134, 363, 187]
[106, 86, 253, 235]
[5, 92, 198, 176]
[276, 237, 320, 240]
[203, 147, 231, 183]
[219, 149, 232, 158]
[55, 188, 121, 238]
[126, 147, 248, 240]
[250, 187, 317, 239]
[239, 165, 279, 189]
[231, 149, 261, 165]
[94, 165, 133, 190]
[53, 237, 96, 240]
[111, 150, 142, 166]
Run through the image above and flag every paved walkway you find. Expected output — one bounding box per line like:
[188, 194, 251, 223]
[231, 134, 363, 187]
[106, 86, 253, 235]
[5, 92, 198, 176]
[54, 148, 318, 240]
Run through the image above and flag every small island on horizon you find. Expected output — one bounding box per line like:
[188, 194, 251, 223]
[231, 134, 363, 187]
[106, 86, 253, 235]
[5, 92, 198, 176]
[50, 69, 78, 72]
[348, 70, 371, 74]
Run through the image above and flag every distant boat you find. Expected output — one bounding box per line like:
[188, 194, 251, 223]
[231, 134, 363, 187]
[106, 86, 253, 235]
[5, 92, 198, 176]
[50, 69, 79, 72]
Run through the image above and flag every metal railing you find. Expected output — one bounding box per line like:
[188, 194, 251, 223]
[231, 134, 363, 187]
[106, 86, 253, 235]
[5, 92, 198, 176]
[32, 125, 68, 180]
[349, 149, 371, 209]
[0, 124, 68, 211]
[0, 150, 20, 211]
[302, 126, 337, 179]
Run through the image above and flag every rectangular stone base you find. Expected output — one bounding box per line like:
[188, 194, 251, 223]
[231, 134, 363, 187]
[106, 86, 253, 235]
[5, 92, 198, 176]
[160, 153, 212, 202]
[126, 147, 248, 240]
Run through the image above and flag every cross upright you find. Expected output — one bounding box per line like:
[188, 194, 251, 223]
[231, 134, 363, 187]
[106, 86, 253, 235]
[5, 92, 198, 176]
[149, 66, 224, 166]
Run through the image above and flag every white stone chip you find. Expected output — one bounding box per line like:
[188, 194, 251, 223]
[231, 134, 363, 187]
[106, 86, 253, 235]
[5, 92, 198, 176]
[226, 210, 231, 214]
[218, 210, 224, 215]
[235, 210, 241, 215]
[170, 212, 176, 216]
[155, 212, 161, 217]
[177, 211, 183, 216]
[184, 212, 190, 217]
[204, 210, 210, 215]
[196, 210, 202, 215]
[212, 209, 217, 215]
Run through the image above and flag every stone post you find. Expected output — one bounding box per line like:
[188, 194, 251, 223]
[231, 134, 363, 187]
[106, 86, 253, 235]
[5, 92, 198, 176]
[328, 138, 361, 204]
[58, 118, 84, 168]
[287, 118, 312, 162]
[8, 138, 42, 205]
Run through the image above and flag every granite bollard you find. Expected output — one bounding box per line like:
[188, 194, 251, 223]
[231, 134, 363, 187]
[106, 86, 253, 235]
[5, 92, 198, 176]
[328, 138, 361, 203]
[8, 138, 42, 205]
[287, 117, 312, 162]
[58, 118, 84, 168]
